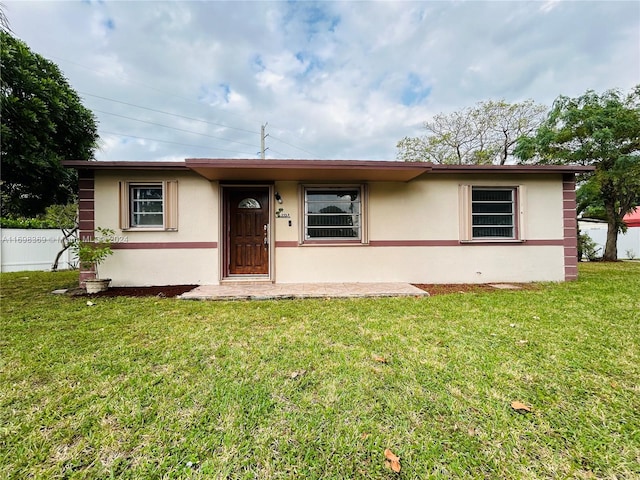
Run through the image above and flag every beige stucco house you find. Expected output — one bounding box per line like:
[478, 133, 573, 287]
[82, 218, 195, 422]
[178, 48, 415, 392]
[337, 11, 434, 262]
[64, 159, 592, 287]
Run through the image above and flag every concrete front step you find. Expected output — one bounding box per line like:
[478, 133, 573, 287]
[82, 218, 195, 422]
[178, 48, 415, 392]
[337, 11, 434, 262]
[179, 282, 429, 301]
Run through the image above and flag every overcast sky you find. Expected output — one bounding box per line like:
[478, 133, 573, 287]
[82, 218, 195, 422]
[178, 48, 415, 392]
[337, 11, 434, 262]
[5, 1, 639, 162]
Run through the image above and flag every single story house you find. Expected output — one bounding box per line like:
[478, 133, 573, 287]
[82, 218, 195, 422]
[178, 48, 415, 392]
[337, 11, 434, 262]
[64, 159, 593, 287]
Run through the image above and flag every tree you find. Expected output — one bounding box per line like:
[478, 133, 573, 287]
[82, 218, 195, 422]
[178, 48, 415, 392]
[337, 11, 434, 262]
[515, 86, 640, 261]
[576, 179, 606, 221]
[397, 99, 547, 165]
[45, 203, 79, 272]
[0, 31, 98, 217]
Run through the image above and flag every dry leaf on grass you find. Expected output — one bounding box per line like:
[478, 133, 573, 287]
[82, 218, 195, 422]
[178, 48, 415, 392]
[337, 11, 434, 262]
[373, 355, 388, 364]
[384, 448, 401, 473]
[290, 370, 306, 379]
[511, 401, 532, 412]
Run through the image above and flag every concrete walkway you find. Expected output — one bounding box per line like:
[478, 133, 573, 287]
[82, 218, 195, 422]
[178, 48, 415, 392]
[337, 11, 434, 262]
[179, 282, 429, 301]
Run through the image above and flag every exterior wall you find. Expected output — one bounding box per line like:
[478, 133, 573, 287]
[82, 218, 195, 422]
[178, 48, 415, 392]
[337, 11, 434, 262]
[103, 248, 218, 286]
[273, 173, 569, 284]
[274, 245, 565, 283]
[272, 181, 301, 244]
[92, 170, 220, 286]
[562, 175, 578, 280]
[367, 174, 564, 241]
[78, 170, 96, 284]
[85, 169, 573, 286]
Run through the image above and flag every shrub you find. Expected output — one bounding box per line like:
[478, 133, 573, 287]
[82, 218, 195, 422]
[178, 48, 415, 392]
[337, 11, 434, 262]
[578, 232, 601, 261]
[0, 217, 61, 229]
[0, 203, 77, 229]
[69, 228, 114, 279]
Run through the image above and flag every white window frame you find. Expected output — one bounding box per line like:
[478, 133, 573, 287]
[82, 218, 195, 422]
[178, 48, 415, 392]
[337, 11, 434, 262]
[302, 185, 367, 244]
[459, 185, 525, 242]
[130, 184, 164, 228]
[119, 180, 178, 231]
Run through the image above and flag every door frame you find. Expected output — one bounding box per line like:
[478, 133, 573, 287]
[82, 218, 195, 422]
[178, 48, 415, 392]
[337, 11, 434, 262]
[220, 184, 274, 281]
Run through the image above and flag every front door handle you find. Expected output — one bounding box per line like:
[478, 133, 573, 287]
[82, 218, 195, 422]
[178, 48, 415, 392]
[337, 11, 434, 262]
[263, 224, 269, 246]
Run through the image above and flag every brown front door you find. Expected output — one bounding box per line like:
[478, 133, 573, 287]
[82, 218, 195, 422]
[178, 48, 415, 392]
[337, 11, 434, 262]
[225, 188, 270, 275]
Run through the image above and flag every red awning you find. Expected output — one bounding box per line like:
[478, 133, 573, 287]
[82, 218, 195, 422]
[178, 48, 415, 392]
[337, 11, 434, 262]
[624, 208, 640, 228]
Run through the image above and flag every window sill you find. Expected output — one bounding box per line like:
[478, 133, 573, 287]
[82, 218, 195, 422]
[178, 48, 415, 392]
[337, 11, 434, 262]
[460, 239, 524, 245]
[301, 240, 366, 246]
[122, 227, 178, 232]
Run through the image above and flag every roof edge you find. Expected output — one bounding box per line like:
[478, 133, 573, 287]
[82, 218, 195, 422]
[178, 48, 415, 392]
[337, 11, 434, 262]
[63, 160, 188, 170]
[429, 164, 595, 174]
[63, 159, 595, 175]
[185, 158, 432, 170]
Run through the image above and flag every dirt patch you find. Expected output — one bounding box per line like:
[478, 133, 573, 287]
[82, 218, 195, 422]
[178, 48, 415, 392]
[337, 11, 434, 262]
[413, 283, 539, 296]
[74, 285, 197, 298]
[70, 283, 538, 298]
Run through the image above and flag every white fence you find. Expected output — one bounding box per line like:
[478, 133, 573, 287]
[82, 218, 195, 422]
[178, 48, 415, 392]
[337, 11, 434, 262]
[580, 224, 640, 260]
[0, 228, 77, 272]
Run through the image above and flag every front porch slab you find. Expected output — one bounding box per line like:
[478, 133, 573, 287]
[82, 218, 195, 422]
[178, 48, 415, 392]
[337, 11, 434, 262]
[179, 282, 429, 301]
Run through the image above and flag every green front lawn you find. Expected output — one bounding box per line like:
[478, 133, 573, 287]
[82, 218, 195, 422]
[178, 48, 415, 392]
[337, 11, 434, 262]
[1, 263, 639, 479]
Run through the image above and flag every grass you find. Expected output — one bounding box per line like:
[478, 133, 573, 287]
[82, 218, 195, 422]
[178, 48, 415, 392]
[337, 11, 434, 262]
[1, 263, 639, 479]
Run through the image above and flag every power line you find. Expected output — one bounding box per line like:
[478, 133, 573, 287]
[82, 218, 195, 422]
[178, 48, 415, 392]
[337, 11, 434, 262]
[101, 130, 257, 156]
[80, 91, 258, 135]
[259, 124, 317, 159]
[267, 147, 291, 158]
[45, 53, 264, 124]
[83, 92, 316, 158]
[268, 134, 318, 158]
[93, 109, 259, 149]
[44, 54, 320, 159]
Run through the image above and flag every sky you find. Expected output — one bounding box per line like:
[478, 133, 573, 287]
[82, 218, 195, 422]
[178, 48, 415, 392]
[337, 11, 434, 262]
[4, 0, 639, 162]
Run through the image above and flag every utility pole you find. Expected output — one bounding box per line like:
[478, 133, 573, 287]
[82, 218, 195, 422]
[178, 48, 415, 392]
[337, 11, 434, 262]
[260, 123, 269, 159]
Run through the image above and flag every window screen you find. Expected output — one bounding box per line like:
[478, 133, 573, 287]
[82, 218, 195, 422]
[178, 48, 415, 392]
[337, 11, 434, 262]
[305, 188, 361, 240]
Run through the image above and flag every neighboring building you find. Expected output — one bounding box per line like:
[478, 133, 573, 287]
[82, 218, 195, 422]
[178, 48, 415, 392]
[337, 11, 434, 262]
[624, 209, 640, 228]
[579, 208, 640, 260]
[64, 159, 593, 286]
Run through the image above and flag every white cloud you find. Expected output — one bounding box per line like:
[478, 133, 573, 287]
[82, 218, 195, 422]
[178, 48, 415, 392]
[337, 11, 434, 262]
[5, 0, 639, 161]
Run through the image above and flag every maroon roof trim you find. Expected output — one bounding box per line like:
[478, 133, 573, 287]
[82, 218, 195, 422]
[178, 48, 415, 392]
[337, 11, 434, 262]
[184, 158, 430, 182]
[63, 160, 188, 170]
[429, 164, 595, 174]
[63, 159, 595, 176]
[185, 158, 431, 170]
